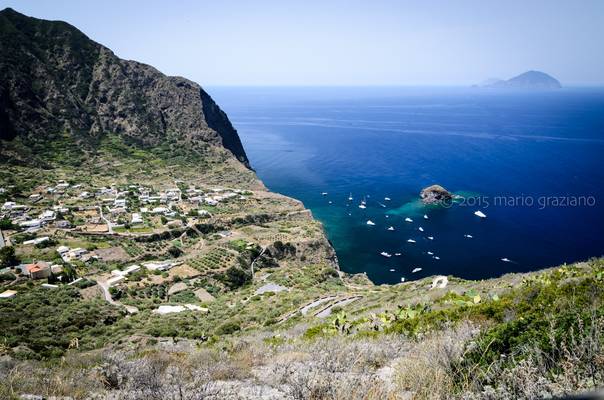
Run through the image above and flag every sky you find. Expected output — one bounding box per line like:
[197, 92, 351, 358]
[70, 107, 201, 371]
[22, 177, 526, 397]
[3, 0, 604, 86]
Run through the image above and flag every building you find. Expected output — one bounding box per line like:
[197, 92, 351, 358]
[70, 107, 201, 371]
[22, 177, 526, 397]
[0, 290, 17, 299]
[26, 262, 51, 279]
[131, 213, 143, 224]
[107, 275, 125, 287]
[39, 210, 56, 221]
[23, 236, 50, 246]
[143, 261, 173, 271]
[19, 219, 42, 229]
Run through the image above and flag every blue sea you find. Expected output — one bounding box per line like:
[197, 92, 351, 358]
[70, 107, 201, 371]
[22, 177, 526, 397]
[209, 87, 604, 284]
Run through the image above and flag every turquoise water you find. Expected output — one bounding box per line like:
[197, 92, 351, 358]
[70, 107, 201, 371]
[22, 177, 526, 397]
[209, 87, 604, 284]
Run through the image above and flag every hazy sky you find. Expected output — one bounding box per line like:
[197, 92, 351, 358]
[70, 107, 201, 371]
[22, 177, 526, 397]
[4, 0, 604, 86]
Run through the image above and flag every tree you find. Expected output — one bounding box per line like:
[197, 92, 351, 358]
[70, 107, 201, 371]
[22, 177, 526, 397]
[0, 246, 19, 268]
[0, 218, 15, 230]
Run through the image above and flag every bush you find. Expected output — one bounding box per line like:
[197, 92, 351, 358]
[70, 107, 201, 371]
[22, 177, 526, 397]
[0, 287, 125, 358]
[216, 321, 241, 335]
[0, 246, 19, 268]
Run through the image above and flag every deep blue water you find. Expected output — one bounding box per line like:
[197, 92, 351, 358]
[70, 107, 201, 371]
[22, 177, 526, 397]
[209, 87, 604, 284]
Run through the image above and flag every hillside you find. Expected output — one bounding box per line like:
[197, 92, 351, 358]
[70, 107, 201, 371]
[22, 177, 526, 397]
[0, 7, 248, 167]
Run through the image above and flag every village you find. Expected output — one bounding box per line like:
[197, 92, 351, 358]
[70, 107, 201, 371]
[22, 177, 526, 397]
[0, 175, 331, 318]
[0, 180, 251, 301]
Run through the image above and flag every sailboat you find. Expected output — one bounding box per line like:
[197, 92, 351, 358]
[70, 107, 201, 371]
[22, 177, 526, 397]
[366, 220, 376, 226]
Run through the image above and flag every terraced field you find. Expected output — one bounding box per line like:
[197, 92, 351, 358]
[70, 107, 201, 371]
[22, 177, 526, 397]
[186, 247, 238, 273]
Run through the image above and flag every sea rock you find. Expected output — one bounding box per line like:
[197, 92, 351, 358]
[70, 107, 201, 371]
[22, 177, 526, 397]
[419, 185, 452, 205]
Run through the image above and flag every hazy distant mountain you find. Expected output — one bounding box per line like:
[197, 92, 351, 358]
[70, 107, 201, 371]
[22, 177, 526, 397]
[479, 71, 562, 89]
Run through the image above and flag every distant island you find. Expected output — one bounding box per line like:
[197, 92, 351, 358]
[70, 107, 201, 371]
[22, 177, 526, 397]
[475, 70, 562, 89]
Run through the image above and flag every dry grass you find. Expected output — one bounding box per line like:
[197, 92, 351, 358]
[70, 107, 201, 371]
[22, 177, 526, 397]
[1, 313, 602, 399]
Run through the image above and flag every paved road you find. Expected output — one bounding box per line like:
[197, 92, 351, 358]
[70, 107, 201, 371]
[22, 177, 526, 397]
[98, 206, 113, 234]
[97, 278, 138, 314]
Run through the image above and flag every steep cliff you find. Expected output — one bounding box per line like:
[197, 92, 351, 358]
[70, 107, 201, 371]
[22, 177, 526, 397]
[0, 8, 249, 166]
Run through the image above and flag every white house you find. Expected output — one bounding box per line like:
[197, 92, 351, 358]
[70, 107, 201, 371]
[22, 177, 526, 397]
[23, 236, 49, 246]
[39, 210, 56, 221]
[114, 199, 127, 208]
[0, 290, 17, 299]
[131, 213, 143, 224]
[143, 261, 173, 271]
[19, 219, 42, 229]
[107, 275, 125, 287]
[2, 201, 16, 211]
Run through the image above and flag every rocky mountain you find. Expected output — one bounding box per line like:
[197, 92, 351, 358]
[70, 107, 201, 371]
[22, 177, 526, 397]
[480, 70, 562, 89]
[0, 8, 249, 166]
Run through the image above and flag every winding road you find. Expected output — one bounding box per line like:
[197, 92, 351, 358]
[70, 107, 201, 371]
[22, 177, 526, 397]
[97, 278, 138, 314]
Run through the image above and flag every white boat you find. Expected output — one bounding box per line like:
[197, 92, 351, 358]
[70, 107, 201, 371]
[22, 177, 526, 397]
[328, 201, 332, 204]
[501, 257, 511, 262]
[389, 268, 395, 272]
[348, 193, 353, 201]
[418, 227, 424, 232]
[387, 226, 395, 231]
[464, 234, 473, 238]
[366, 220, 376, 226]
[424, 214, 429, 219]
[474, 210, 487, 218]
[358, 204, 366, 209]
[394, 253, 402, 256]
[433, 256, 440, 260]
[361, 197, 366, 205]
[427, 236, 434, 240]
[321, 192, 328, 196]
[405, 217, 413, 223]
[379, 202, 386, 208]
[411, 267, 422, 273]
[380, 252, 392, 258]
[401, 277, 406, 282]
[407, 239, 416, 243]
[427, 251, 434, 255]
[384, 197, 391, 201]
[385, 215, 389, 218]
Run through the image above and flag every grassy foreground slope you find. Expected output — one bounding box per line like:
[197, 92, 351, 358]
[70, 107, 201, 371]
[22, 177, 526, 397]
[1, 257, 602, 399]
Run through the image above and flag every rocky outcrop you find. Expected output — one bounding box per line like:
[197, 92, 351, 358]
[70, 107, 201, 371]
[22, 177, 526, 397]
[420, 184, 452, 205]
[0, 8, 249, 166]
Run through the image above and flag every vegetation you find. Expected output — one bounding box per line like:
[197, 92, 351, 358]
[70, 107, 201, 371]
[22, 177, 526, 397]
[0, 287, 125, 359]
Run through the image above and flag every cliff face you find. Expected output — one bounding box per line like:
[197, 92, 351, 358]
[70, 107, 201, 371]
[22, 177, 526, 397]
[0, 8, 249, 166]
